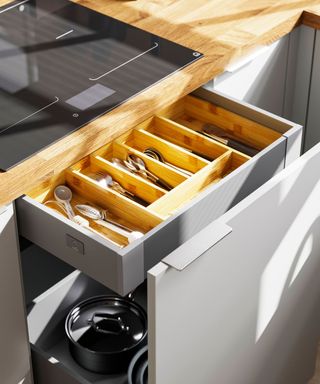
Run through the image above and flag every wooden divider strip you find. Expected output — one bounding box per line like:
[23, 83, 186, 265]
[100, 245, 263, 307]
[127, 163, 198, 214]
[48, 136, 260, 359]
[148, 150, 238, 217]
[90, 154, 167, 204]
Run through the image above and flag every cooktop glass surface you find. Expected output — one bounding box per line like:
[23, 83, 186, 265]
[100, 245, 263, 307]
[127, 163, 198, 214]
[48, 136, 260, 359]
[0, 0, 203, 171]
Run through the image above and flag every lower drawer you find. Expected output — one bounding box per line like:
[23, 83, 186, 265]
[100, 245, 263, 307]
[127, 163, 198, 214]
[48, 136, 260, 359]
[17, 88, 302, 295]
[28, 270, 146, 384]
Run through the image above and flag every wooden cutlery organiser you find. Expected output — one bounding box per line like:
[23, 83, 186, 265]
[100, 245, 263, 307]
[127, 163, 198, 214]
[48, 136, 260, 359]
[24, 94, 284, 248]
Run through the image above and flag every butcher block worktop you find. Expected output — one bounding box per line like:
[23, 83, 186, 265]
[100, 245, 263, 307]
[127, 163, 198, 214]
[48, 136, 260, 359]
[1, 0, 320, 206]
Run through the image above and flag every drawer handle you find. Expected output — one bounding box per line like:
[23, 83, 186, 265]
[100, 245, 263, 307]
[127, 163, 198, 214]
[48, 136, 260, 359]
[162, 221, 232, 271]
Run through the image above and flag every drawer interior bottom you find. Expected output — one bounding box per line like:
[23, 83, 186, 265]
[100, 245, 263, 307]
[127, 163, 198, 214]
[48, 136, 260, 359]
[25, 93, 283, 249]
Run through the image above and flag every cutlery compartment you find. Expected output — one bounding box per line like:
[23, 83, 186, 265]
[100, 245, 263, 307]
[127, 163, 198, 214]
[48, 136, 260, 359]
[17, 88, 302, 296]
[93, 140, 188, 188]
[159, 94, 283, 153]
[28, 165, 163, 248]
[68, 156, 166, 210]
[138, 115, 233, 161]
[148, 150, 248, 216]
[120, 128, 209, 175]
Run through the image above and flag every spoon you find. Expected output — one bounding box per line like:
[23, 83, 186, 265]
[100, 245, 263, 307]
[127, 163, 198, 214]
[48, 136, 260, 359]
[75, 204, 144, 243]
[143, 148, 193, 177]
[112, 157, 172, 191]
[54, 185, 75, 220]
[112, 158, 132, 173]
[127, 154, 173, 191]
[86, 170, 148, 206]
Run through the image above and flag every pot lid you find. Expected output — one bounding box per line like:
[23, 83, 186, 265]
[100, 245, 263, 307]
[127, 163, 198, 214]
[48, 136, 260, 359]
[66, 296, 147, 354]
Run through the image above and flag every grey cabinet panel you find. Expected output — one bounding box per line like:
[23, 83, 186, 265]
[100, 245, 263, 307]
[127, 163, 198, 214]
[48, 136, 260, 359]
[284, 25, 315, 129]
[305, 30, 320, 151]
[148, 142, 320, 384]
[213, 37, 289, 116]
[17, 197, 145, 296]
[0, 204, 32, 384]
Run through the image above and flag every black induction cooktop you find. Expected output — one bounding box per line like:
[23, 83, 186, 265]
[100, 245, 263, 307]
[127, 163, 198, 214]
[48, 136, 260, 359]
[0, 0, 203, 171]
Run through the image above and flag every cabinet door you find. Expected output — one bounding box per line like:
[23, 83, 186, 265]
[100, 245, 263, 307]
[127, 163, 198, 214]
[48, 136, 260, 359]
[148, 142, 320, 384]
[213, 36, 289, 116]
[0, 204, 32, 384]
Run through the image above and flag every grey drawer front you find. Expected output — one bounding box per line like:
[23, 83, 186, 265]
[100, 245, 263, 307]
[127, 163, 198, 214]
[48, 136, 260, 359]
[17, 197, 144, 296]
[17, 89, 302, 295]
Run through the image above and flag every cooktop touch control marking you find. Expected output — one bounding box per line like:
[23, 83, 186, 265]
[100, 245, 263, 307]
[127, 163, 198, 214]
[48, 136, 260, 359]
[0, 0, 29, 14]
[1, 97, 60, 134]
[89, 42, 159, 81]
[56, 29, 74, 40]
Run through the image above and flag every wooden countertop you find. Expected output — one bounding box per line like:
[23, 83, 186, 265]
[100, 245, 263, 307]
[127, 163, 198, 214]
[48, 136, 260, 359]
[1, 0, 320, 206]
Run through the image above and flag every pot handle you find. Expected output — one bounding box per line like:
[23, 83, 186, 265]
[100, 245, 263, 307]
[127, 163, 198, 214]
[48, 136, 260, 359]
[88, 312, 129, 335]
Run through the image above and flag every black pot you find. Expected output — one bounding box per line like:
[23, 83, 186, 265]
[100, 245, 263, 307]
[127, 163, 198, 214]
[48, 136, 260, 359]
[128, 346, 148, 384]
[65, 295, 147, 374]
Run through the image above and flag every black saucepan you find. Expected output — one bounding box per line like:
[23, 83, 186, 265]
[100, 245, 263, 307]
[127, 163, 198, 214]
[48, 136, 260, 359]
[128, 346, 148, 384]
[65, 295, 147, 374]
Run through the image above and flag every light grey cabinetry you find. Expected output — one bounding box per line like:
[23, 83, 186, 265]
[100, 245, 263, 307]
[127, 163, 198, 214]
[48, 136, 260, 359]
[210, 25, 318, 153]
[212, 36, 290, 116]
[148, 141, 320, 384]
[305, 30, 320, 151]
[0, 204, 33, 384]
[283, 25, 315, 128]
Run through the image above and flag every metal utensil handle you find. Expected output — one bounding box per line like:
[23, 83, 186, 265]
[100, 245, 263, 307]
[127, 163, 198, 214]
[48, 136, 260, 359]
[136, 168, 173, 190]
[96, 218, 132, 239]
[88, 312, 128, 335]
[64, 201, 75, 221]
[222, 138, 259, 157]
[164, 162, 193, 177]
[154, 177, 173, 191]
[102, 215, 134, 232]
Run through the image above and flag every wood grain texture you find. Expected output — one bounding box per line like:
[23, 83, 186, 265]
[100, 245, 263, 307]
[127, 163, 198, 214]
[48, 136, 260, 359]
[1, 0, 320, 206]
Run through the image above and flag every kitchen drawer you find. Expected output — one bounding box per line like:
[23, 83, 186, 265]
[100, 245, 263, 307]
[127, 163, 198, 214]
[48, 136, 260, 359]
[16, 88, 302, 296]
[27, 270, 147, 384]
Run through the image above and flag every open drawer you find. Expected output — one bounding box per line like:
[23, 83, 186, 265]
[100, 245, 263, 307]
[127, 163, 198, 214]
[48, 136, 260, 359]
[26, 141, 320, 384]
[16, 88, 302, 296]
